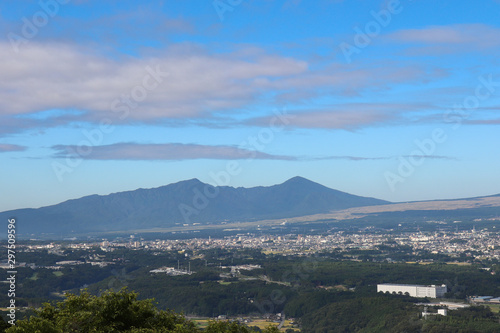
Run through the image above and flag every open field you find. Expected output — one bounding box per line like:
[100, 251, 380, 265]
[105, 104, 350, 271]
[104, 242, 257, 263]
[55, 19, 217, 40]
[485, 304, 500, 313]
[191, 318, 299, 332]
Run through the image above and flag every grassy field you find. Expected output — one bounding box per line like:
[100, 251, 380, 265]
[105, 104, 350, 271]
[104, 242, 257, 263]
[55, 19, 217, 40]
[191, 318, 299, 332]
[485, 304, 500, 313]
[445, 262, 472, 266]
[217, 280, 232, 285]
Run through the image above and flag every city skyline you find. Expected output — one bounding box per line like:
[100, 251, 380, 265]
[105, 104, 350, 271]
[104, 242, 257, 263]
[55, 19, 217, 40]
[1, 0, 500, 211]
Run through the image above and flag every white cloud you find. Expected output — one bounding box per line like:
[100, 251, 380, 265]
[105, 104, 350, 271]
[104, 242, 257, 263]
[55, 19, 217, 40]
[51, 142, 295, 161]
[387, 24, 500, 54]
[0, 42, 306, 122]
[0, 144, 26, 152]
[247, 103, 427, 130]
[0, 41, 445, 136]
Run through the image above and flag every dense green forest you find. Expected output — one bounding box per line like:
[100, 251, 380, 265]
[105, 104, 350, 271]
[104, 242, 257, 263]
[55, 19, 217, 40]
[3, 248, 500, 331]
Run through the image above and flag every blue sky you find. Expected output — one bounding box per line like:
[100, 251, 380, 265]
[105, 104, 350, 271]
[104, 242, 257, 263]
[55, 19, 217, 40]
[1, 0, 500, 211]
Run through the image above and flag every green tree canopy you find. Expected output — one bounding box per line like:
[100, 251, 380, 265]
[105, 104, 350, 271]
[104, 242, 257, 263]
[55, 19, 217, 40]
[6, 289, 279, 333]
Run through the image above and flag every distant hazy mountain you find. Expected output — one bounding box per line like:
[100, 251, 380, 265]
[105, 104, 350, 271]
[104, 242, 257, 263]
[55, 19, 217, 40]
[0, 176, 388, 237]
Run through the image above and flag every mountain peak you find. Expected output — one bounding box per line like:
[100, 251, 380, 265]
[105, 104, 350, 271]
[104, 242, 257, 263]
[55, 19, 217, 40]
[281, 176, 325, 188]
[180, 178, 203, 184]
[285, 176, 310, 183]
[0, 177, 389, 237]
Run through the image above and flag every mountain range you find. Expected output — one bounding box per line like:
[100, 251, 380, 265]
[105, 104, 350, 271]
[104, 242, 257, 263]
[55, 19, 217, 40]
[0, 176, 389, 237]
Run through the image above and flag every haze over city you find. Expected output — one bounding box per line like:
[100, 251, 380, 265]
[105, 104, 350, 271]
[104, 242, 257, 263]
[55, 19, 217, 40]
[1, 0, 500, 212]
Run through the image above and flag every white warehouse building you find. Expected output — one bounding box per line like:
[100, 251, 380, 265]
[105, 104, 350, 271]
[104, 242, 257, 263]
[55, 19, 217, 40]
[377, 283, 447, 298]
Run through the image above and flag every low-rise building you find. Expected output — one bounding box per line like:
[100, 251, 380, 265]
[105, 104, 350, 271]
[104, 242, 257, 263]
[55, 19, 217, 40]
[377, 283, 447, 298]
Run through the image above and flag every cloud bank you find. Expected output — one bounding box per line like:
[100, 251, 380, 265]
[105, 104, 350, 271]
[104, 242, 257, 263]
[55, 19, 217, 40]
[51, 142, 295, 161]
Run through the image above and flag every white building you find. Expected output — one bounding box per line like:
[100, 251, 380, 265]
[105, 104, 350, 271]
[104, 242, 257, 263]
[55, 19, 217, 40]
[437, 309, 447, 316]
[422, 307, 448, 319]
[377, 283, 447, 298]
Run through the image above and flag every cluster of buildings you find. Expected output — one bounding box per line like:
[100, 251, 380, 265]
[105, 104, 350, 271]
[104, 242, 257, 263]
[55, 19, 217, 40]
[8, 227, 500, 263]
[378, 283, 475, 318]
[149, 266, 193, 276]
[469, 296, 500, 304]
[394, 228, 500, 260]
